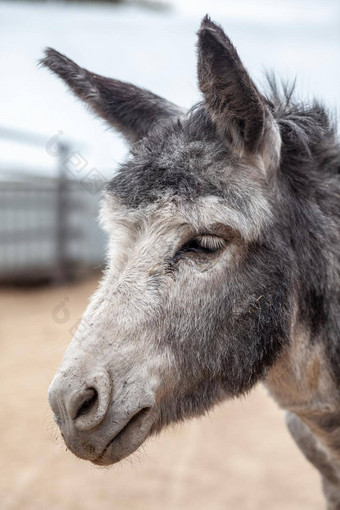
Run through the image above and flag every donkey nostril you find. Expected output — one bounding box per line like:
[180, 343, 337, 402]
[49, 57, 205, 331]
[74, 388, 98, 420]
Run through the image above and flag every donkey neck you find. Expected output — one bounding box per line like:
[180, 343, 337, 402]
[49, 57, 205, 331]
[265, 323, 338, 411]
[265, 322, 340, 463]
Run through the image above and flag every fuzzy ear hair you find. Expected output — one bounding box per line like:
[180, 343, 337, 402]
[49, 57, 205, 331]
[40, 48, 182, 145]
[197, 16, 280, 174]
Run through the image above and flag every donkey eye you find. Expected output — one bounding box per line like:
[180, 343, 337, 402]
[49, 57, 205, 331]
[177, 235, 227, 257]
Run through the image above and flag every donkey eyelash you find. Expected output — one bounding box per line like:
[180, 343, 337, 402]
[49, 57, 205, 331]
[177, 235, 227, 257]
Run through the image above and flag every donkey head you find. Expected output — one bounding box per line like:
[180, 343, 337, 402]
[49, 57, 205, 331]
[44, 17, 292, 466]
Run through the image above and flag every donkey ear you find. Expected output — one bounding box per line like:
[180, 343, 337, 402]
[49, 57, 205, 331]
[40, 48, 182, 144]
[197, 16, 280, 173]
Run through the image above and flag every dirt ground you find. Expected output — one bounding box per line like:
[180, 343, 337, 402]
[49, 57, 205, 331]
[0, 275, 324, 510]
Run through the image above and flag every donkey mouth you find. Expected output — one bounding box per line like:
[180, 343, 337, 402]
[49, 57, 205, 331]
[93, 407, 152, 466]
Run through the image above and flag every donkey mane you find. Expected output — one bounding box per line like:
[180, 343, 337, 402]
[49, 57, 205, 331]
[267, 76, 339, 173]
[264, 77, 340, 383]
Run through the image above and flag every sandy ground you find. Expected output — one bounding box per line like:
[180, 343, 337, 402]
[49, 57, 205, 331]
[0, 275, 325, 510]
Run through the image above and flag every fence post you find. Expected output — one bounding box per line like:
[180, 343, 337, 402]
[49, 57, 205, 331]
[55, 143, 70, 282]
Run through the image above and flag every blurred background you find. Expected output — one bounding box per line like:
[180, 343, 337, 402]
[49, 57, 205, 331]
[0, 0, 339, 508]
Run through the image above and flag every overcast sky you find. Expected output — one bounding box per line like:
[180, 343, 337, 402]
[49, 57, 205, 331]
[0, 0, 339, 179]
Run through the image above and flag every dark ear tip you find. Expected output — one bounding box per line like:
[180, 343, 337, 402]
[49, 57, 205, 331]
[199, 14, 219, 33]
[201, 14, 212, 25]
[38, 47, 70, 72]
[197, 15, 229, 49]
[38, 47, 53, 69]
[197, 20, 238, 65]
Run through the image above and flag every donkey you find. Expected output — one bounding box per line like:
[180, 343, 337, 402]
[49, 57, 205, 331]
[42, 16, 340, 508]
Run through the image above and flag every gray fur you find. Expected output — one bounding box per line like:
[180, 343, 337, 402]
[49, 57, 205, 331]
[40, 48, 182, 144]
[44, 16, 340, 507]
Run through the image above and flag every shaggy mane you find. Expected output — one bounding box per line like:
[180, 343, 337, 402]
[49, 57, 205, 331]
[265, 75, 340, 175]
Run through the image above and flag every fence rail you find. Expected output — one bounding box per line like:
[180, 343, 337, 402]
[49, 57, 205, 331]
[0, 127, 106, 284]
